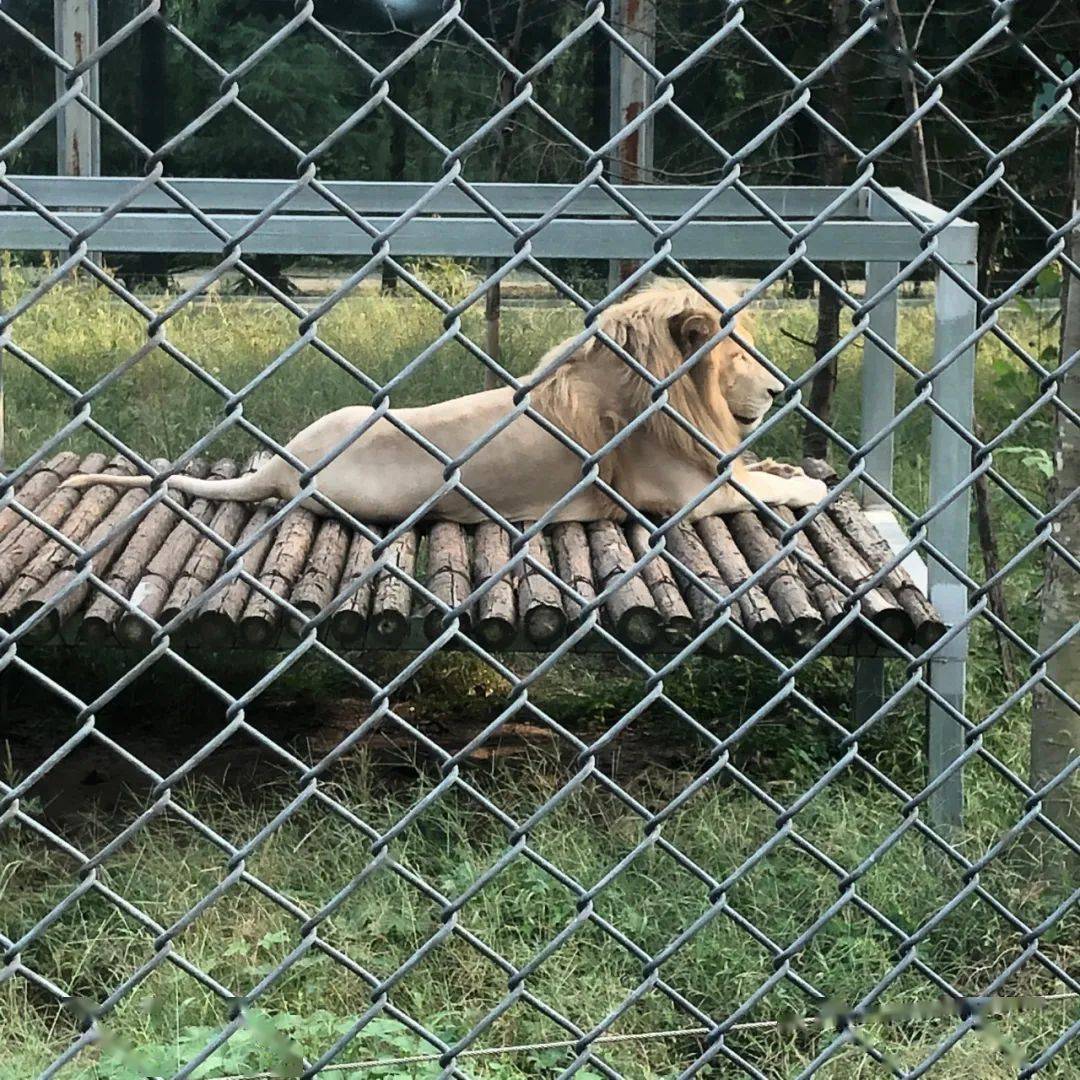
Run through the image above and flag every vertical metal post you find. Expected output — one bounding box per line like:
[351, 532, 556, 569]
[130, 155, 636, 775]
[55, 0, 101, 180]
[926, 260, 978, 831]
[860, 261, 899, 509]
[854, 260, 900, 730]
[608, 0, 655, 289]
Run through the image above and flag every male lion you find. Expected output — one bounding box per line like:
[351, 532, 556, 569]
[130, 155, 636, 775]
[65, 279, 826, 523]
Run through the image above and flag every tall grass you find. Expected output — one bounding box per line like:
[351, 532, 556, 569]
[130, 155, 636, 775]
[0, 262, 1072, 1078]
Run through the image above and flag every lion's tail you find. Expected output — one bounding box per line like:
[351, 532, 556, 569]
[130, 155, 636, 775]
[60, 468, 278, 503]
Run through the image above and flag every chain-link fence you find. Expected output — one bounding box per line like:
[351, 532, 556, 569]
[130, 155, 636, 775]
[0, 1, 1077, 1077]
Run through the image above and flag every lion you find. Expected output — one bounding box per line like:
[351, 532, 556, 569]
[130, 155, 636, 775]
[63, 279, 826, 523]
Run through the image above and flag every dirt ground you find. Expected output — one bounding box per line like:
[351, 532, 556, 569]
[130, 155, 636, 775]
[0, 656, 722, 830]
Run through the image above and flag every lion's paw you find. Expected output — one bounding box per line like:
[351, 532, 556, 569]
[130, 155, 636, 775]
[749, 458, 806, 479]
[786, 476, 828, 508]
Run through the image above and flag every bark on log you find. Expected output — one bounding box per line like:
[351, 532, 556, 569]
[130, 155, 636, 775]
[471, 521, 517, 649]
[239, 505, 319, 647]
[696, 517, 782, 648]
[0, 456, 133, 625]
[21, 458, 173, 640]
[625, 522, 694, 641]
[423, 521, 472, 641]
[0, 452, 109, 593]
[116, 459, 239, 648]
[289, 518, 351, 637]
[767, 506, 850, 639]
[801, 509, 909, 643]
[550, 521, 597, 625]
[328, 528, 380, 647]
[368, 529, 419, 648]
[0, 451, 81, 544]
[725, 511, 823, 649]
[196, 495, 278, 646]
[586, 520, 660, 649]
[160, 455, 271, 634]
[516, 526, 566, 647]
[821, 490, 946, 648]
[664, 521, 741, 655]
[81, 459, 210, 644]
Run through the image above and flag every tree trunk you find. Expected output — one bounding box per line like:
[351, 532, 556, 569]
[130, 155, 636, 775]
[883, 0, 931, 203]
[484, 1, 527, 391]
[802, 0, 851, 461]
[382, 60, 414, 295]
[135, 0, 169, 287]
[1027, 126, 1080, 873]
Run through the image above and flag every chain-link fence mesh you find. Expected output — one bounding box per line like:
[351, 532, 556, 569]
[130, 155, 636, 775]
[0, 1, 1077, 1077]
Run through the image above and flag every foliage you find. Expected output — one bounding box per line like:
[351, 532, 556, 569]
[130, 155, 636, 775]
[0, 274, 1072, 1078]
[0, 2, 1075, 285]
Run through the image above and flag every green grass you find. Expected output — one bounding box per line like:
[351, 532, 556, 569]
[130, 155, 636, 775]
[0, 259, 1074, 1077]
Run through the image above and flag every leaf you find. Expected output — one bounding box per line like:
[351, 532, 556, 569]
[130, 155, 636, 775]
[1035, 262, 1062, 299]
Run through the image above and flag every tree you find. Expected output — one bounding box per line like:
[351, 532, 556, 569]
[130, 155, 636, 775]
[802, 0, 852, 461]
[1027, 124, 1080, 874]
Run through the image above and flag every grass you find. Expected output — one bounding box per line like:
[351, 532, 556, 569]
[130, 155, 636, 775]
[0, 258, 1075, 1077]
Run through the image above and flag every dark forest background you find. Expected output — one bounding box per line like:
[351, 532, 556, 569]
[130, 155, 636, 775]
[1, 0, 1078, 292]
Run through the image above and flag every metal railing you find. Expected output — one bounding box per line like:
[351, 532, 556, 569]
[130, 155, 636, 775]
[0, 1, 1077, 1077]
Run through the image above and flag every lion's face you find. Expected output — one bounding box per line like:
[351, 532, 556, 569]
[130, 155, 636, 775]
[713, 327, 783, 438]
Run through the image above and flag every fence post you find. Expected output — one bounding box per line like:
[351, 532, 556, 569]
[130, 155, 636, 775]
[854, 260, 900, 730]
[608, 0, 655, 289]
[54, 0, 100, 180]
[926, 260, 978, 831]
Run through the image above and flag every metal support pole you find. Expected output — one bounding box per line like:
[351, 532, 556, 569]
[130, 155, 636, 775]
[854, 260, 900, 730]
[608, 0, 655, 289]
[860, 261, 899, 509]
[926, 260, 978, 831]
[54, 0, 101, 180]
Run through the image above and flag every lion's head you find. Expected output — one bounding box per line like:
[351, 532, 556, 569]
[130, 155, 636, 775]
[529, 278, 782, 484]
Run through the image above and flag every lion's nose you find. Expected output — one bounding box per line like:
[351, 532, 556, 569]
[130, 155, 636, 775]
[767, 386, 782, 400]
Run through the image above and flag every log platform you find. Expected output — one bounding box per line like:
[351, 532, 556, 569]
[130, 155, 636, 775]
[0, 455, 944, 656]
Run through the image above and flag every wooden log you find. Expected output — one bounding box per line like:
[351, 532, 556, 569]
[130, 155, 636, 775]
[696, 517, 782, 648]
[725, 511, 824, 650]
[471, 521, 516, 649]
[196, 497, 278, 646]
[0, 456, 134, 627]
[368, 529, 419, 648]
[821, 490, 946, 648]
[798, 459, 917, 645]
[20, 459, 173, 641]
[765, 506, 851, 640]
[80, 460, 210, 644]
[801, 510, 910, 644]
[422, 521, 472, 640]
[515, 526, 566, 648]
[550, 522, 597, 625]
[159, 454, 271, 634]
[664, 521, 741, 655]
[288, 518, 351, 637]
[625, 522, 694, 642]
[328, 527, 380, 647]
[115, 459, 239, 648]
[0, 452, 109, 593]
[585, 520, 660, 649]
[239, 505, 319, 647]
[0, 451, 81, 544]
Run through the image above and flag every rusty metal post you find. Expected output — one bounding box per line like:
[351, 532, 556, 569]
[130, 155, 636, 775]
[54, 0, 100, 179]
[608, 0, 655, 289]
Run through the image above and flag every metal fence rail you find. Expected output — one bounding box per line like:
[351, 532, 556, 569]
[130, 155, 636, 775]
[0, 1, 1077, 1077]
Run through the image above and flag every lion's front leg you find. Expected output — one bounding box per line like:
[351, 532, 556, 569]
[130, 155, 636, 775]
[745, 458, 808, 480]
[686, 468, 827, 520]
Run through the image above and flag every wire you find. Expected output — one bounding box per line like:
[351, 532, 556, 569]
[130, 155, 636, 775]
[202, 991, 1079, 1079]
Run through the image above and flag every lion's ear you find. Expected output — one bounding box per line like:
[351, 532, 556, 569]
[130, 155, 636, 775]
[668, 310, 719, 359]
